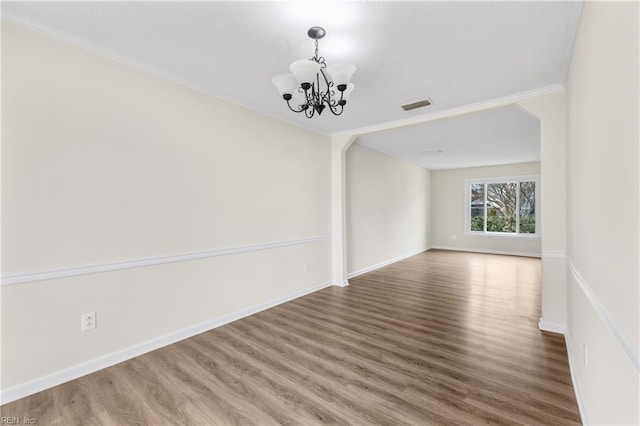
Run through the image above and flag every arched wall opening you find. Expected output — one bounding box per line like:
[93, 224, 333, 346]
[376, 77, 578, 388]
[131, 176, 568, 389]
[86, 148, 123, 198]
[332, 89, 567, 330]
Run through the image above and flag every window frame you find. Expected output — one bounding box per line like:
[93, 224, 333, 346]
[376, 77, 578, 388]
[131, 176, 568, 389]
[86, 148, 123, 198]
[464, 175, 540, 238]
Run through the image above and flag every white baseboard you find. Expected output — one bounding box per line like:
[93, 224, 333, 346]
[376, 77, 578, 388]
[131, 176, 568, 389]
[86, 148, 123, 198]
[541, 250, 567, 258]
[0, 280, 332, 405]
[430, 245, 541, 258]
[537, 321, 588, 424]
[347, 246, 430, 279]
[538, 318, 567, 334]
[564, 331, 590, 425]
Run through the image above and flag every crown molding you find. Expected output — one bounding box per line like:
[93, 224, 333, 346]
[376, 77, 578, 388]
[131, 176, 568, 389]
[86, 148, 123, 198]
[333, 84, 565, 138]
[0, 13, 330, 138]
[3, 13, 567, 140]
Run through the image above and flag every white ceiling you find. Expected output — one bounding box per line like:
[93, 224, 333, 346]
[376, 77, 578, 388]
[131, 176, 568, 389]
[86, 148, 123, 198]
[2, 1, 581, 169]
[356, 105, 540, 170]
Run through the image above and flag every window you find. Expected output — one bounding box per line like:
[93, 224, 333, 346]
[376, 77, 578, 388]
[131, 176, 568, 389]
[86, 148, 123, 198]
[465, 176, 539, 237]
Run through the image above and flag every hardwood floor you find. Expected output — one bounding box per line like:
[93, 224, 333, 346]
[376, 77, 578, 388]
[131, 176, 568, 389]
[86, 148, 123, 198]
[1, 250, 581, 425]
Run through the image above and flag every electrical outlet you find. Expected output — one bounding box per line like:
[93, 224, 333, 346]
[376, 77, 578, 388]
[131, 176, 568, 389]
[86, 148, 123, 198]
[82, 312, 97, 331]
[303, 264, 310, 274]
[583, 343, 588, 367]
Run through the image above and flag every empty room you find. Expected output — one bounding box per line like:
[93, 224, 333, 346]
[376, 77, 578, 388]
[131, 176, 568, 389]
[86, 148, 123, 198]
[1, 1, 638, 425]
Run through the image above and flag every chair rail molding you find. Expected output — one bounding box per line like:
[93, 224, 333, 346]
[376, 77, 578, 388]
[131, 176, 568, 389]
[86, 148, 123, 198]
[568, 260, 639, 373]
[1, 236, 331, 287]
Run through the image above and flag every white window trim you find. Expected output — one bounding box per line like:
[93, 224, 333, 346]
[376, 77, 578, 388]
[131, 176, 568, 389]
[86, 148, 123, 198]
[464, 175, 540, 239]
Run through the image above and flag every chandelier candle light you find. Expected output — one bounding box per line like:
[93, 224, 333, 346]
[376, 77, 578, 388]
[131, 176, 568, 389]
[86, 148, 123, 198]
[272, 26, 356, 118]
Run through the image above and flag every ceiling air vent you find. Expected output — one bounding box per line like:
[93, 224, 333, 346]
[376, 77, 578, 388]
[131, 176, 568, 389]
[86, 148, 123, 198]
[401, 99, 431, 111]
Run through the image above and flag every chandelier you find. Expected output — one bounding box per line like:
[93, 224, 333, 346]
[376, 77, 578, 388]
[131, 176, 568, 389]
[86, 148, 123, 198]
[272, 27, 356, 118]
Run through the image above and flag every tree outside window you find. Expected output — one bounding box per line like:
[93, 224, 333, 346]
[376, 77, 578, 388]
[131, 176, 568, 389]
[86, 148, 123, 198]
[467, 177, 538, 236]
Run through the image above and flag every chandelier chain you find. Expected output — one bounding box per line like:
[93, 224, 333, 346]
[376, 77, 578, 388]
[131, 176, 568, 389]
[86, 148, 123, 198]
[312, 40, 326, 66]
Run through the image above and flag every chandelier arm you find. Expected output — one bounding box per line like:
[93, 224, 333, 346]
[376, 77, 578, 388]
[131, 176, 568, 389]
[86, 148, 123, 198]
[285, 99, 306, 114]
[304, 106, 314, 118]
[327, 104, 345, 116]
[326, 83, 345, 108]
[326, 95, 339, 107]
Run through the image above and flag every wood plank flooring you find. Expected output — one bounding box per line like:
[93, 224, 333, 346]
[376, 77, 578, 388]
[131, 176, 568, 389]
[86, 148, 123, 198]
[1, 250, 581, 425]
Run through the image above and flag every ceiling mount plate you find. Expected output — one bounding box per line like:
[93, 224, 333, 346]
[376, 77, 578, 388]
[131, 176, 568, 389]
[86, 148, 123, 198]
[307, 26, 326, 40]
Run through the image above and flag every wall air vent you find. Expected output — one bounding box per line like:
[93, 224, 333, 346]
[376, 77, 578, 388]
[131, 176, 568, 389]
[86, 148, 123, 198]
[401, 99, 431, 111]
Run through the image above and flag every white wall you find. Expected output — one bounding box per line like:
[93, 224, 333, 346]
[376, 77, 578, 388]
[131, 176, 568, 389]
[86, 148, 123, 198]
[1, 22, 332, 399]
[345, 143, 430, 276]
[430, 162, 542, 256]
[565, 2, 639, 424]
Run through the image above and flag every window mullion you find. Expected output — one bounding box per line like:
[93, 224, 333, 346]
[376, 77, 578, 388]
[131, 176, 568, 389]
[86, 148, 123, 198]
[484, 183, 487, 232]
[515, 181, 520, 234]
